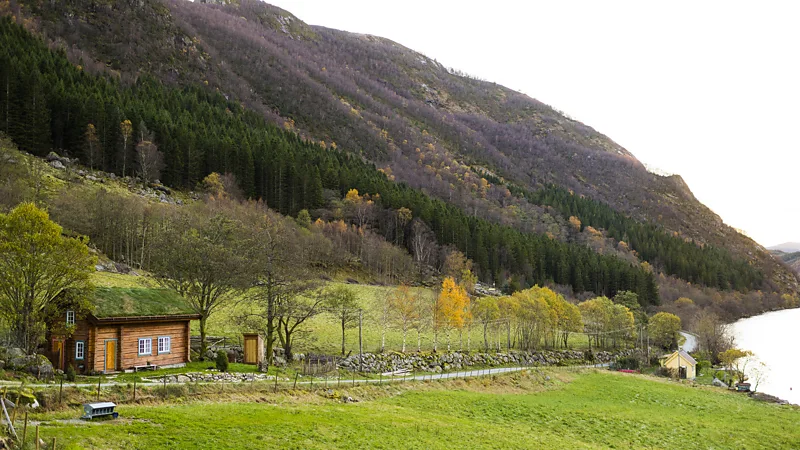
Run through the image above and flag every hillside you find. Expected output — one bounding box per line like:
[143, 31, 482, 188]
[1, 0, 797, 312]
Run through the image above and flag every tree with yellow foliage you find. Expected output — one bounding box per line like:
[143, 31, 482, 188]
[435, 277, 470, 351]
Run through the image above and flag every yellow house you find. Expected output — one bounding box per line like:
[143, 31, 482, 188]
[661, 350, 697, 379]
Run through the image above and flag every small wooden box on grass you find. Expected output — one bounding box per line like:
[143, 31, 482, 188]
[243, 333, 264, 365]
[81, 402, 118, 420]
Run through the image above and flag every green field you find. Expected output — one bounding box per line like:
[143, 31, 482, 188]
[30, 370, 800, 449]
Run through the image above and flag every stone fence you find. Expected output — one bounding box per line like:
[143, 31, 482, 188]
[338, 349, 635, 373]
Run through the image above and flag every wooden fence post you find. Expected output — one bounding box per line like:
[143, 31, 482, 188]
[35, 424, 40, 450]
[22, 410, 28, 446]
[58, 377, 63, 405]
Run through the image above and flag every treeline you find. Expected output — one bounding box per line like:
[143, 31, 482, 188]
[0, 18, 658, 304]
[479, 169, 763, 292]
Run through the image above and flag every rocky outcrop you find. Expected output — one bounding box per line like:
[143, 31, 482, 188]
[338, 350, 633, 373]
[2, 348, 55, 380]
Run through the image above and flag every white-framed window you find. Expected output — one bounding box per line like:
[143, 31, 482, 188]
[66, 310, 75, 326]
[158, 336, 171, 354]
[75, 341, 85, 360]
[138, 338, 152, 356]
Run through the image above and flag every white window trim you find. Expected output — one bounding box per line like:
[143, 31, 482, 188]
[75, 341, 85, 360]
[66, 310, 75, 326]
[138, 338, 152, 356]
[157, 336, 171, 354]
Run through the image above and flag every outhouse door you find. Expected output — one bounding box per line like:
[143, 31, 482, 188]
[244, 336, 257, 364]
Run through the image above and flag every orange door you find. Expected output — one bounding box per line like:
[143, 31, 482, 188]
[52, 340, 64, 370]
[105, 340, 117, 372]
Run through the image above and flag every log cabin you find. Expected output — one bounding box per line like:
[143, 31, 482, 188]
[46, 287, 200, 374]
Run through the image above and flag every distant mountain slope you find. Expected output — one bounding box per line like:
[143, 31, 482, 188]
[770, 242, 800, 253]
[771, 249, 800, 274]
[2, 0, 797, 298]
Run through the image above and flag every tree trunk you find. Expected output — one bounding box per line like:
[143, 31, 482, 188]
[265, 288, 276, 364]
[341, 316, 346, 356]
[483, 323, 489, 351]
[199, 316, 208, 361]
[402, 325, 407, 353]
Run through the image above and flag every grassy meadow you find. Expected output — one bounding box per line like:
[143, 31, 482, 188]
[30, 370, 800, 449]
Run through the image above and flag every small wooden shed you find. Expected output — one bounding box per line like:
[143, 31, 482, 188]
[661, 349, 697, 379]
[242, 333, 264, 365]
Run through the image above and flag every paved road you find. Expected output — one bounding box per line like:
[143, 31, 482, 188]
[0, 363, 610, 389]
[679, 330, 698, 352]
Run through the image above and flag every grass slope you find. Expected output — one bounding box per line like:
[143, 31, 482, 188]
[88, 274, 593, 354]
[33, 371, 800, 449]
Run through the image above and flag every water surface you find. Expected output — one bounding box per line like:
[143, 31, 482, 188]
[730, 308, 800, 404]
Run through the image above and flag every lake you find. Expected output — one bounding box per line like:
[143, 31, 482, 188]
[730, 308, 800, 404]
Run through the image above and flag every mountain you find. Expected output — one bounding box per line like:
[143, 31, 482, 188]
[1, 0, 797, 315]
[770, 242, 800, 253]
[770, 249, 800, 275]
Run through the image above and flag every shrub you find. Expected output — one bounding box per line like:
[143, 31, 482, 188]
[215, 350, 229, 372]
[696, 360, 711, 376]
[655, 366, 677, 378]
[614, 356, 640, 371]
[65, 364, 76, 382]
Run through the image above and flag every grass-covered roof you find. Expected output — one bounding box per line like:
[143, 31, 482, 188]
[93, 286, 195, 318]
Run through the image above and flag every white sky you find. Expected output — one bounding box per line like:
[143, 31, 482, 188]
[268, 0, 800, 248]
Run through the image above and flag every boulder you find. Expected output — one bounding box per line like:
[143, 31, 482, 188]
[6, 348, 26, 369]
[49, 160, 65, 170]
[45, 151, 61, 162]
[712, 378, 727, 388]
[26, 354, 54, 380]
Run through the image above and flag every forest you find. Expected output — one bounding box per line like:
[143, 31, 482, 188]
[0, 17, 661, 304]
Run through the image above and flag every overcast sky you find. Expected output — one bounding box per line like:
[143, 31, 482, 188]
[269, 0, 799, 248]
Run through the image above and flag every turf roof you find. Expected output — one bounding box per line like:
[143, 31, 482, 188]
[93, 287, 195, 318]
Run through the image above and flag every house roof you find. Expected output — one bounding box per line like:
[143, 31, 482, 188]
[665, 349, 697, 366]
[92, 287, 198, 320]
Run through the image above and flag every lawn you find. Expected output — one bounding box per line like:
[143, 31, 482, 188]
[29, 370, 800, 449]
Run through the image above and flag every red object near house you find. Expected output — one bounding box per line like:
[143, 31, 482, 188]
[618, 369, 640, 374]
